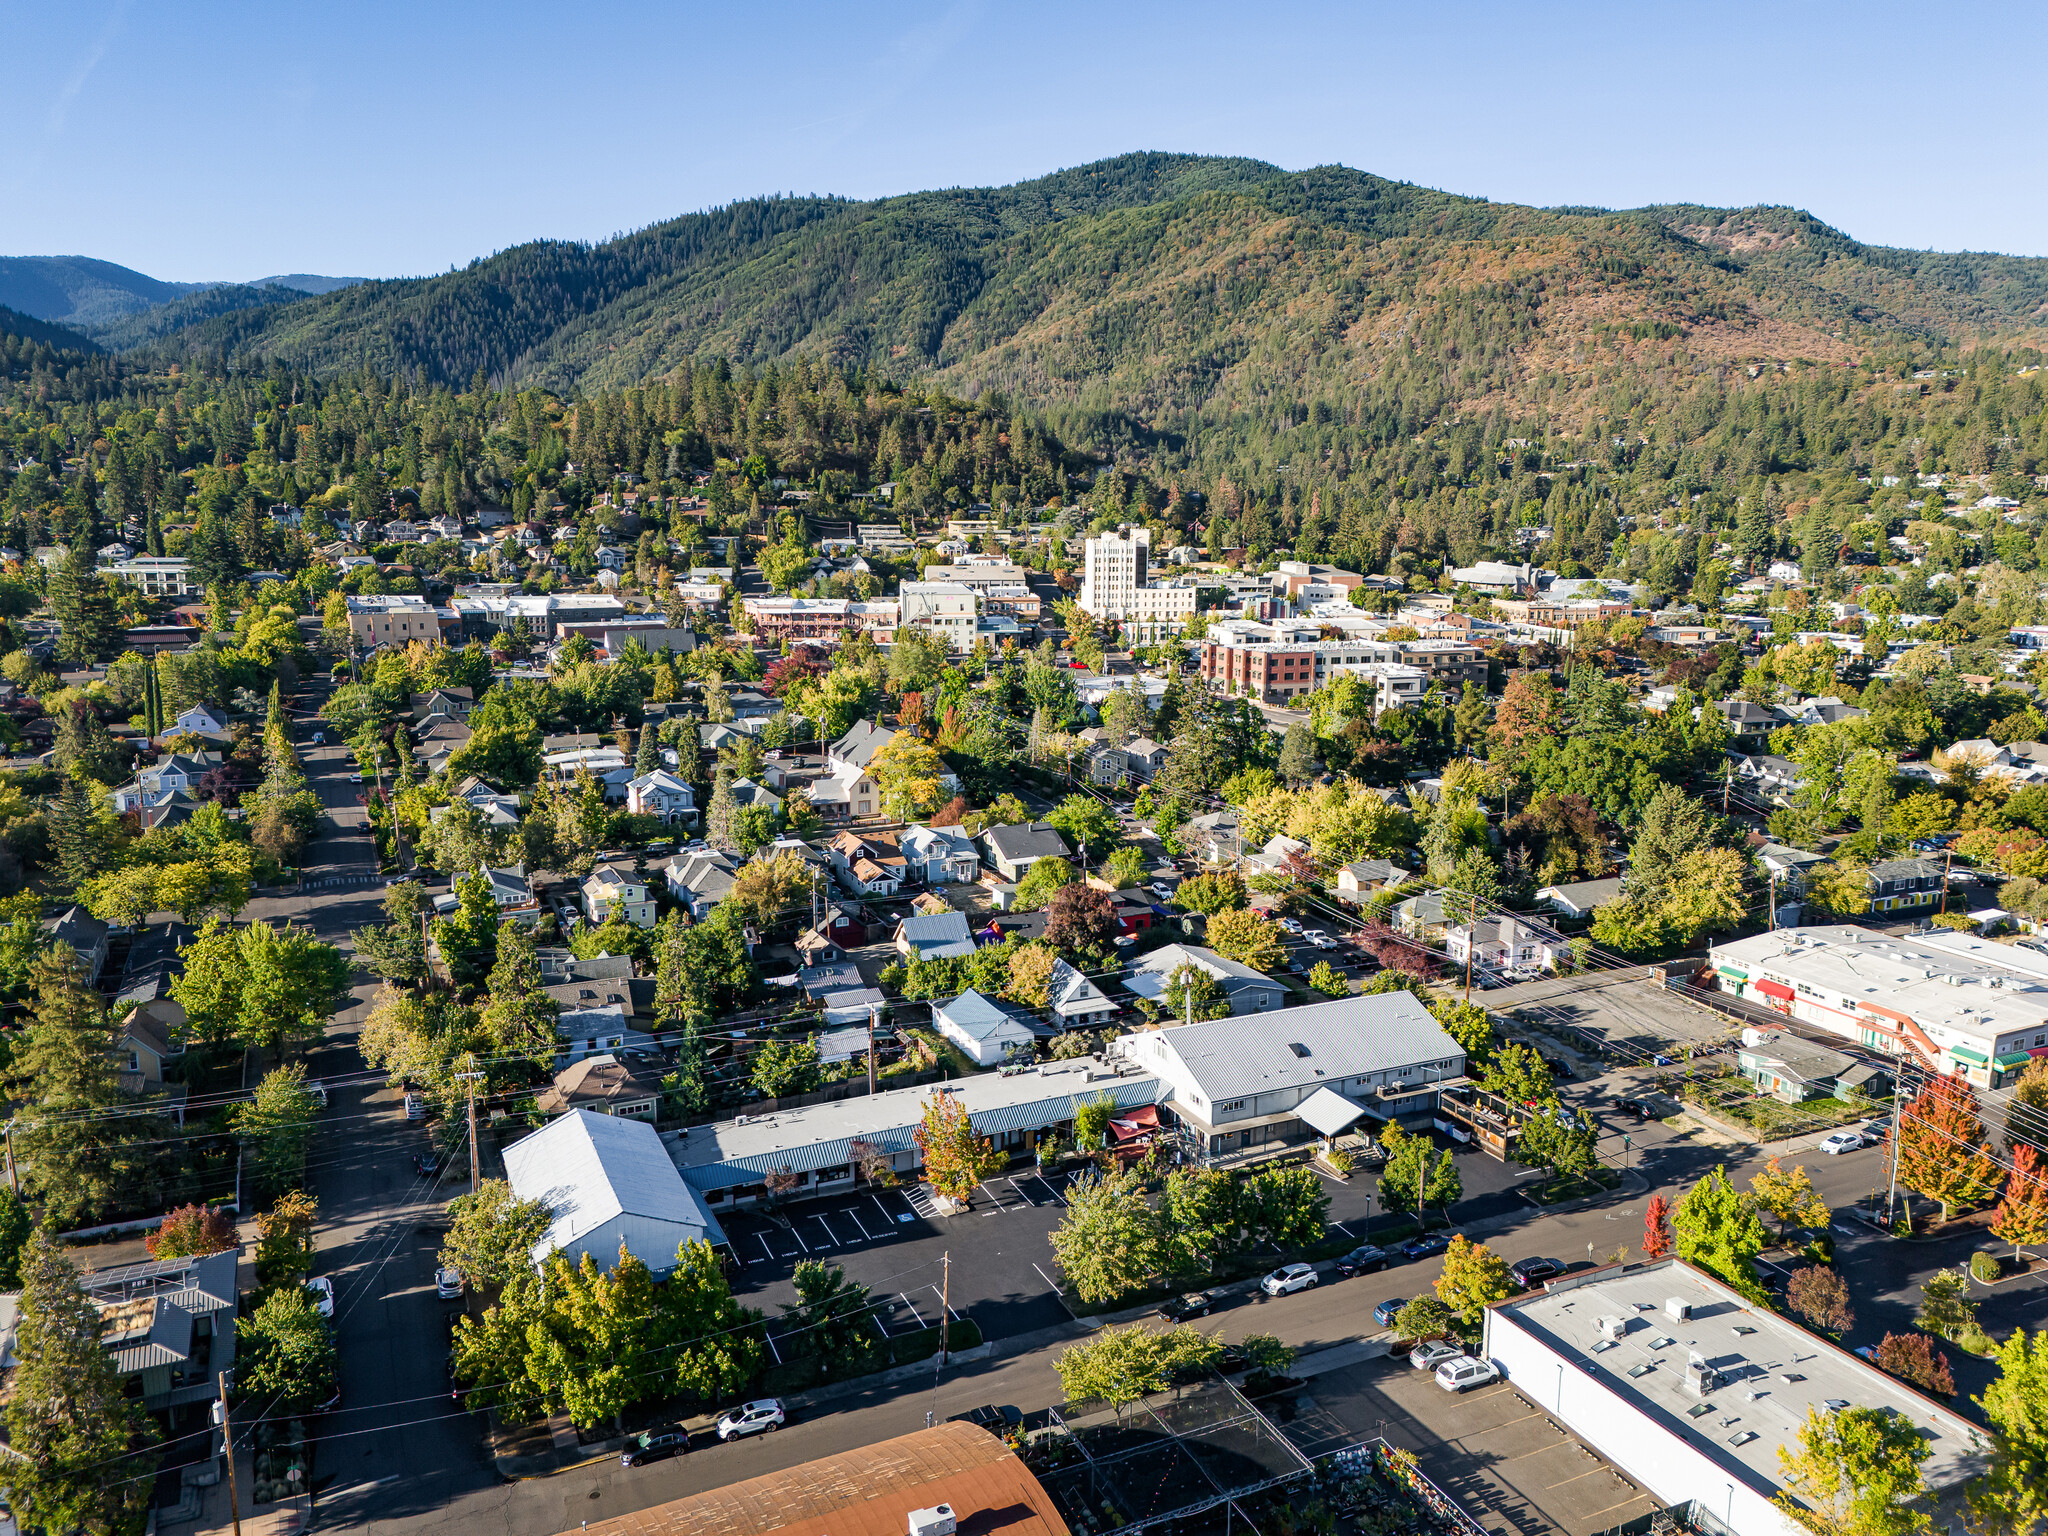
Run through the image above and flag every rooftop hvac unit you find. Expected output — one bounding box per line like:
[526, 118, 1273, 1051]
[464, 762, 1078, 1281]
[1665, 1297, 1692, 1322]
[1598, 1315, 1628, 1342]
[1683, 1359, 1722, 1396]
[909, 1506, 958, 1536]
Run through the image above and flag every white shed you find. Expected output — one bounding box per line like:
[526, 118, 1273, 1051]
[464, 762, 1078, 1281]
[502, 1108, 727, 1276]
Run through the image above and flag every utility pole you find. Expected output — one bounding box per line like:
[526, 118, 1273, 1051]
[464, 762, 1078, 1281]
[1768, 871, 1777, 931]
[1885, 1079, 1907, 1225]
[456, 1069, 484, 1193]
[866, 1003, 879, 1097]
[4, 1120, 14, 1196]
[1939, 848, 1954, 916]
[1463, 896, 1476, 1005]
[218, 1374, 243, 1536]
[939, 1252, 951, 1367]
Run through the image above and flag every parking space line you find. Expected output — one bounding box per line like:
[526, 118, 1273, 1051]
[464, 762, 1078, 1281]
[847, 1209, 878, 1241]
[871, 1309, 890, 1339]
[871, 1194, 897, 1226]
[1031, 1174, 1067, 1207]
[1543, 1467, 1614, 1490]
[1006, 1177, 1036, 1206]
[899, 1291, 927, 1327]
[978, 1181, 1010, 1213]
[928, 1282, 961, 1322]
[1331, 1221, 1355, 1239]
[809, 1215, 834, 1249]
[757, 1234, 776, 1264]
[790, 1224, 809, 1254]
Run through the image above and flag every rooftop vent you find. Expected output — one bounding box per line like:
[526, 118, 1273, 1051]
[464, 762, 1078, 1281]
[1665, 1297, 1692, 1322]
[1598, 1316, 1628, 1342]
[1288, 1042, 1311, 1058]
[1684, 1359, 1723, 1396]
[909, 1507, 958, 1536]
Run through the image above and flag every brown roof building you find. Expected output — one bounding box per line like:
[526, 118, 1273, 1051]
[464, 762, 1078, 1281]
[535, 1055, 667, 1120]
[566, 1422, 1068, 1536]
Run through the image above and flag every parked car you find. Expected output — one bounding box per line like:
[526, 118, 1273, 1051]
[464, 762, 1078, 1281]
[715, 1400, 786, 1441]
[1373, 1298, 1406, 1328]
[1610, 1097, 1654, 1120]
[1540, 1055, 1573, 1081]
[1157, 1290, 1216, 1322]
[404, 1093, 425, 1121]
[303, 1276, 335, 1319]
[1863, 1118, 1892, 1143]
[1409, 1340, 1464, 1372]
[1260, 1263, 1318, 1297]
[1149, 882, 1177, 899]
[1336, 1245, 1391, 1278]
[1304, 929, 1335, 949]
[1402, 1232, 1451, 1260]
[310, 731, 326, 746]
[1278, 918, 1303, 936]
[1818, 1130, 1863, 1155]
[948, 1404, 1023, 1435]
[307, 1080, 329, 1109]
[621, 1428, 689, 1467]
[435, 1267, 464, 1300]
[1509, 1257, 1561, 1290]
[1436, 1356, 1501, 1393]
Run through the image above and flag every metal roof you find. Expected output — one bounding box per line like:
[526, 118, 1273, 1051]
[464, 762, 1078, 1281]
[505, 1108, 728, 1260]
[1295, 1086, 1368, 1136]
[673, 1058, 1166, 1189]
[1120, 992, 1462, 1103]
[934, 989, 1038, 1044]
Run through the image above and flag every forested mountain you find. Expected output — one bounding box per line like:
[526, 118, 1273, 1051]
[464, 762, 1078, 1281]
[82, 283, 316, 351]
[0, 304, 102, 355]
[0, 256, 205, 328]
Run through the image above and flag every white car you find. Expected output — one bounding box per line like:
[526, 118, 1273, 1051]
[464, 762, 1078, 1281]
[304, 1277, 335, 1319]
[1436, 1356, 1500, 1393]
[1818, 1131, 1863, 1155]
[1260, 1263, 1318, 1297]
[1150, 882, 1176, 899]
[435, 1267, 464, 1300]
[1303, 929, 1335, 949]
[1278, 918, 1304, 936]
[715, 1399, 786, 1441]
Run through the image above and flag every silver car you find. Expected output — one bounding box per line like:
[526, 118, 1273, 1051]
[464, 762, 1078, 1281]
[715, 1399, 786, 1441]
[1409, 1339, 1464, 1372]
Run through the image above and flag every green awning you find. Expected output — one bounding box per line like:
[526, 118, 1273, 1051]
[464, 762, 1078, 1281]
[1949, 1046, 1989, 1065]
[1994, 1051, 2034, 1069]
[1716, 965, 1749, 982]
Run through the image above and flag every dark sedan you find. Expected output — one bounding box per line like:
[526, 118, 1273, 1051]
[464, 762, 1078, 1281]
[1509, 1256, 1561, 1290]
[1157, 1290, 1217, 1322]
[1336, 1244, 1392, 1278]
[1610, 1096, 1655, 1120]
[1402, 1232, 1451, 1260]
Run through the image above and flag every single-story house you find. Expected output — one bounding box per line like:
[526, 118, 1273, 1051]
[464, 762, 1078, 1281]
[978, 821, 1071, 882]
[932, 990, 1041, 1066]
[1533, 878, 1623, 921]
[1444, 914, 1567, 977]
[896, 910, 977, 963]
[1045, 958, 1120, 1025]
[1737, 1031, 1857, 1104]
[1124, 943, 1288, 1017]
[536, 1055, 667, 1120]
[1335, 859, 1409, 902]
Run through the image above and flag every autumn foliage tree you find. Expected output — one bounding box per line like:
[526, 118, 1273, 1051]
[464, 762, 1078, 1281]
[1896, 1074, 2003, 1222]
[1785, 1267, 1854, 1336]
[1642, 1194, 1673, 1260]
[146, 1205, 237, 1260]
[1989, 1143, 2048, 1262]
[1874, 1331, 1955, 1397]
[913, 1091, 1005, 1204]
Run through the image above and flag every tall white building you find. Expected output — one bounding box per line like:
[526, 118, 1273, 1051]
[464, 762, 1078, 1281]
[898, 581, 979, 652]
[1077, 526, 1195, 641]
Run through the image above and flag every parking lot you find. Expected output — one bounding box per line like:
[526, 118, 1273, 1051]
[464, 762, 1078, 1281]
[1283, 1354, 1662, 1536]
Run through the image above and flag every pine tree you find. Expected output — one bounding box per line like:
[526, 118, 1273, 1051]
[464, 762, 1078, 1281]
[634, 723, 657, 776]
[47, 547, 123, 663]
[1277, 722, 1318, 785]
[47, 776, 109, 895]
[1453, 682, 1490, 749]
[4, 1231, 157, 1536]
[705, 768, 739, 852]
[1898, 1074, 2003, 1222]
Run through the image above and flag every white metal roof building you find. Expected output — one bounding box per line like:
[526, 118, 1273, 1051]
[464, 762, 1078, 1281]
[1706, 925, 2048, 1087]
[669, 1055, 1165, 1209]
[503, 1108, 728, 1276]
[1484, 1258, 1985, 1536]
[1111, 993, 1464, 1157]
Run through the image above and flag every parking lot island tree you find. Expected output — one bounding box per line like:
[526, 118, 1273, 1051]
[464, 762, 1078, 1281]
[1897, 1075, 2003, 1223]
[1433, 1236, 1515, 1327]
[1988, 1143, 2048, 1263]
[913, 1090, 1007, 1205]
[1751, 1158, 1832, 1241]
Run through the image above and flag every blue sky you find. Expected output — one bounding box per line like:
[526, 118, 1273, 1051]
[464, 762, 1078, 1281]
[6, 0, 2044, 280]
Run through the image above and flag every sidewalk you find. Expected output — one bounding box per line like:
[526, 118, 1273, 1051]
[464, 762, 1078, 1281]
[160, 1448, 309, 1536]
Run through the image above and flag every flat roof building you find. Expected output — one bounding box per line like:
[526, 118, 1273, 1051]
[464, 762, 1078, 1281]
[1484, 1257, 1985, 1536]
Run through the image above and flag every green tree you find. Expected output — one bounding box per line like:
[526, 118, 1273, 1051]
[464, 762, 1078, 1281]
[1969, 1328, 2048, 1536]
[1392, 1295, 1459, 1342]
[1015, 855, 1077, 910]
[235, 920, 353, 1059]
[439, 1179, 555, 1293]
[479, 920, 559, 1071]
[1673, 1165, 1769, 1302]
[1434, 1236, 1515, 1325]
[1240, 1164, 1329, 1248]
[1379, 1121, 1461, 1217]
[1203, 907, 1286, 972]
[1158, 1167, 1241, 1279]
[1277, 722, 1319, 784]
[1172, 870, 1247, 915]
[48, 547, 125, 663]
[1453, 683, 1490, 749]
[1308, 959, 1350, 997]
[1049, 1164, 1163, 1304]
[657, 1238, 767, 1405]
[233, 1064, 320, 1199]
[1914, 1267, 1977, 1341]
[1479, 1041, 1557, 1105]
[236, 1284, 337, 1411]
[781, 1259, 876, 1376]
[522, 1246, 670, 1429]
[1047, 795, 1119, 862]
[3, 1232, 157, 1536]
[913, 1091, 1006, 1203]
[432, 870, 502, 992]
[0, 1187, 30, 1287]
[1774, 1405, 1930, 1536]
[751, 1036, 822, 1098]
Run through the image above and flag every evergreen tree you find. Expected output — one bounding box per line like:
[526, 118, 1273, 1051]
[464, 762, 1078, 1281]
[47, 777, 110, 896]
[1453, 682, 1490, 749]
[188, 509, 247, 591]
[634, 723, 658, 776]
[705, 767, 739, 852]
[1277, 722, 1319, 785]
[47, 547, 124, 663]
[480, 920, 560, 1071]
[4, 1231, 157, 1536]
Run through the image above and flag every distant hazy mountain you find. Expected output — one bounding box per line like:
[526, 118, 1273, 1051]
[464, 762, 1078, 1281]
[244, 274, 363, 295]
[0, 256, 205, 328]
[82, 283, 319, 350]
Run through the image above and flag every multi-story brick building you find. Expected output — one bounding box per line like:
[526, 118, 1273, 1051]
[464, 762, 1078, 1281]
[740, 596, 899, 645]
[1198, 619, 1483, 706]
[346, 594, 463, 647]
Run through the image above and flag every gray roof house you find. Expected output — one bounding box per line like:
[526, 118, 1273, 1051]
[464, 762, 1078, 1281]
[895, 910, 977, 962]
[503, 1108, 727, 1275]
[1737, 1031, 1858, 1104]
[1124, 943, 1289, 1017]
[932, 990, 1041, 1066]
[663, 848, 740, 918]
[1533, 877, 1623, 920]
[1111, 992, 1465, 1156]
[977, 821, 1071, 882]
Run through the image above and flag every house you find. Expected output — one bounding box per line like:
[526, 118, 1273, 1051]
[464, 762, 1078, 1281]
[502, 1109, 727, 1276]
[430, 792, 520, 832]
[433, 863, 543, 925]
[1185, 810, 1245, 865]
[140, 753, 219, 797]
[1729, 752, 1804, 803]
[1533, 877, 1623, 920]
[1444, 914, 1567, 977]
[626, 769, 697, 824]
[795, 905, 865, 964]
[664, 848, 739, 918]
[1045, 958, 1120, 1026]
[1755, 843, 1828, 897]
[899, 824, 980, 885]
[895, 910, 977, 963]
[1737, 1030, 1857, 1103]
[1120, 737, 1169, 782]
[1109, 890, 1158, 938]
[1124, 943, 1289, 1017]
[1334, 859, 1409, 902]
[116, 1008, 185, 1083]
[829, 828, 907, 897]
[1112, 992, 1466, 1157]
[535, 1055, 666, 1120]
[53, 1250, 241, 1413]
[1865, 856, 1947, 914]
[725, 777, 783, 815]
[43, 906, 111, 984]
[1242, 834, 1311, 878]
[977, 821, 1071, 882]
[583, 864, 657, 928]
[1393, 889, 1455, 943]
[932, 990, 1041, 1066]
[1711, 699, 1779, 752]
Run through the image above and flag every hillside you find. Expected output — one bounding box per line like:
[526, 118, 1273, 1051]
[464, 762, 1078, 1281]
[80, 282, 320, 351]
[0, 302, 103, 353]
[0, 255, 205, 328]
[115, 154, 2048, 431]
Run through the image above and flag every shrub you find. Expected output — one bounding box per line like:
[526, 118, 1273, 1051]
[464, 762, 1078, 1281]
[1971, 1250, 2001, 1283]
[1957, 1325, 1998, 1358]
[1322, 1147, 1354, 1176]
[1874, 1331, 1955, 1396]
[1785, 1266, 1854, 1335]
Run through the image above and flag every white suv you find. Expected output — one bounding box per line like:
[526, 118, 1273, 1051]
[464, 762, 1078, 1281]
[715, 1399, 786, 1441]
[1436, 1356, 1500, 1393]
[1260, 1263, 1318, 1297]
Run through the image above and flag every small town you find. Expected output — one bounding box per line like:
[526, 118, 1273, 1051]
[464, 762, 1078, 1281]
[3, 13, 2047, 1536]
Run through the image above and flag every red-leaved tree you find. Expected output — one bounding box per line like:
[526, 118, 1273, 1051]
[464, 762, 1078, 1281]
[1897, 1074, 2003, 1222]
[147, 1204, 237, 1260]
[1875, 1331, 1955, 1396]
[1642, 1194, 1672, 1259]
[1989, 1142, 2048, 1261]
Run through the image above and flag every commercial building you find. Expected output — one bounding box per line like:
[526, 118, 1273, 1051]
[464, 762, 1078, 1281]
[921, 559, 1035, 598]
[503, 1108, 727, 1275]
[452, 590, 627, 637]
[345, 593, 462, 647]
[1110, 992, 1465, 1159]
[898, 580, 980, 651]
[1706, 925, 2048, 1087]
[670, 1055, 1164, 1210]
[1197, 618, 1481, 706]
[1272, 560, 1366, 606]
[100, 554, 201, 597]
[739, 595, 900, 644]
[1076, 526, 1197, 638]
[1483, 1257, 1984, 1536]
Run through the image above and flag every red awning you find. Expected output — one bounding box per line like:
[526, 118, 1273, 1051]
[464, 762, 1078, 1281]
[1753, 979, 1794, 1002]
[1109, 1105, 1162, 1142]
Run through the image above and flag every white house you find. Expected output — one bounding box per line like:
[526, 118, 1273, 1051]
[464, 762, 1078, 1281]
[171, 702, 231, 736]
[899, 824, 980, 884]
[626, 770, 697, 824]
[932, 989, 1039, 1066]
[502, 1109, 727, 1276]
